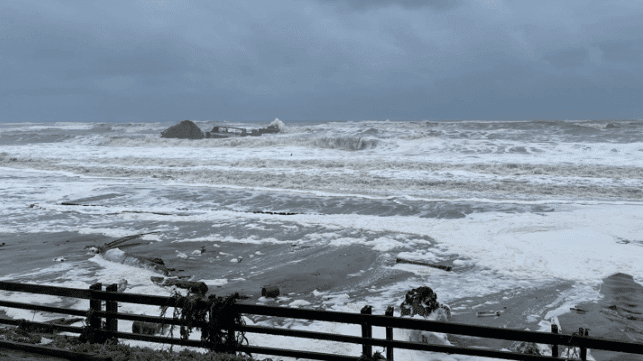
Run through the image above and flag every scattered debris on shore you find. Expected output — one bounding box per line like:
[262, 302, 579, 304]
[261, 286, 280, 298]
[83, 232, 172, 275]
[252, 210, 297, 216]
[395, 258, 452, 271]
[476, 311, 501, 317]
[150, 276, 208, 296]
[84, 232, 159, 255]
[400, 286, 451, 320]
[101, 232, 160, 251]
[400, 286, 452, 345]
[132, 320, 168, 335]
[58, 202, 173, 216]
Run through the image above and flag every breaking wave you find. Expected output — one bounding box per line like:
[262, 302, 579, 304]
[103, 134, 380, 151]
[312, 137, 378, 151]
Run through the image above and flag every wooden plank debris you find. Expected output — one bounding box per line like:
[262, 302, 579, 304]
[395, 258, 452, 271]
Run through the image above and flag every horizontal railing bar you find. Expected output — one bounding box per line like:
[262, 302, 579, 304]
[0, 318, 84, 334]
[0, 281, 92, 299]
[0, 300, 88, 318]
[235, 304, 364, 324]
[89, 291, 181, 307]
[238, 345, 359, 361]
[0, 281, 180, 307]
[238, 325, 566, 361]
[581, 337, 643, 356]
[91, 310, 202, 327]
[100, 330, 203, 348]
[0, 339, 112, 361]
[235, 304, 643, 353]
[239, 324, 366, 345]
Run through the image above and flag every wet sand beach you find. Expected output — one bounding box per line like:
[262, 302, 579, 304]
[0, 232, 111, 278]
[557, 273, 643, 361]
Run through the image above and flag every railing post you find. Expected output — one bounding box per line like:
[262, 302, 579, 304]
[227, 325, 236, 353]
[550, 323, 558, 358]
[89, 283, 102, 343]
[361, 305, 372, 358]
[105, 283, 118, 342]
[580, 328, 588, 360]
[385, 306, 394, 361]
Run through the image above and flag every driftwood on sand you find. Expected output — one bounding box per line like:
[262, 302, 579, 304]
[395, 258, 452, 271]
[84, 231, 161, 254]
[57, 203, 172, 216]
[103, 232, 161, 249]
[84, 232, 172, 276]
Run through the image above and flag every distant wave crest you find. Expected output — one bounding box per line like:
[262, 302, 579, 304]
[313, 137, 378, 151]
[104, 135, 379, 151]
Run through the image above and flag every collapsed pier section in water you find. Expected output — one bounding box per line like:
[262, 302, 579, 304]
[161, 119, 283, 140]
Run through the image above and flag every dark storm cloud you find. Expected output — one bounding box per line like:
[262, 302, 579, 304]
[0, 0, 642, 122]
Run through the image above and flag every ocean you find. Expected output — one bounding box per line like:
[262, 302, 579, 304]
[1, 119, 643, 360]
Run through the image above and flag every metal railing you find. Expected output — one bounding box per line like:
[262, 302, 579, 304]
[1, 281, 643, 360]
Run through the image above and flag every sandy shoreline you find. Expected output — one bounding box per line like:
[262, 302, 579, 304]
[0, 232, 112, 278]
[557, 273, 643, 361]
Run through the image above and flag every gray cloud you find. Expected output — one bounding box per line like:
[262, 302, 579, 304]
[1, 87, 94, 97]
[599, 40, 643, 62]
[31, 49, 76, 60]
[0, 0, 642, 122]
[543, 48, 589, 69]
[322, 0, 461, 10]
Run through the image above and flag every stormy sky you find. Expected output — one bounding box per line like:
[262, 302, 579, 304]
[1, 0, 642, 123]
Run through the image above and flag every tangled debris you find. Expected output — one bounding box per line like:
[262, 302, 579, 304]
[160, 291, 247, 353]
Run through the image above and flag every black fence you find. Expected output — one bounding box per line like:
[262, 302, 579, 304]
[1, 281, 643, 360]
